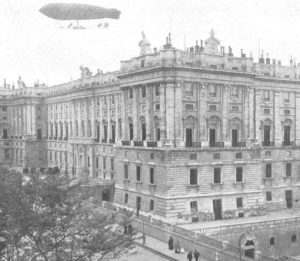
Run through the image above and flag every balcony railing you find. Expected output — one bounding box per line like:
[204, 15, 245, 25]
[122, 140, 130, 146]
[186, 141, 202, 148]
[133, 141, 143, 147]
[109, 139, 115, 144]
[282, 141, 295, 146]
[232, 141, 246, 147]
[147, 141, 157, 147]
[101, 138, 107, 143]
[262, 141, 275, 146]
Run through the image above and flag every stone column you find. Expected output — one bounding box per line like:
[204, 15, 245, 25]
[249, 88, 255, 140]
[99, 97, 103, 140]
[115, 94, 120, 143]
[274, 91, 281, 146]
[132, 87, 138, 140]
[121, 91, 126, 140]
[200, 83, 208, 146]
[32, 105, 36, 136]
[175, 82, 183, 147]
[165, 82, 175, 146]
[295, 93, 300, 145]
[145, 85, 151, 141]
[159, 83, 166, 143]
[91, 97, 95, 138]
[222, 85, 230, 146]
[255, 90, 261, 142]
[107, 96, 111, 141]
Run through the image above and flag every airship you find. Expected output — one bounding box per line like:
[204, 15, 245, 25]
[39, 3, 121, 29]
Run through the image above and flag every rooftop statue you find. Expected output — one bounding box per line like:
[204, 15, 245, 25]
[204, 29, 220, 55]
[138, 31, 152, 56]
[80, 65, 92, 79]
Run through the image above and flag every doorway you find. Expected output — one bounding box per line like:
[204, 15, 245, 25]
[102, 189, 110, 201]
[186, 128, 193, 147]
[284, 126, 291, 145]
[264, 125, 270, 146]
[286, 190, 293, 208]
[244, 240, 255, 259]
[232, 129, 238, 147]
[209, 129, 216, 147]
[213, 199, 222, 220]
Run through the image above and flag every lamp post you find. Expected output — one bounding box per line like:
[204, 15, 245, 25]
[239, 233, 246, 261]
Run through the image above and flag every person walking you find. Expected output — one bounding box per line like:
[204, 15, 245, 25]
[187, 251, 193, 261]
[168, 236, 174, 250]
[194, 250, 200, 261]
[175, 241, 180, 253]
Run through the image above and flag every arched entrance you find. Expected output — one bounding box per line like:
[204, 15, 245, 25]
[239, 233, 258, 260]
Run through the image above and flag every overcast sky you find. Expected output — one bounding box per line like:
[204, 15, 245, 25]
[1, 0, 300, 86]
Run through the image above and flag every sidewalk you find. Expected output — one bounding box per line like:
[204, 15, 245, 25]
[134, 233, 209, 261]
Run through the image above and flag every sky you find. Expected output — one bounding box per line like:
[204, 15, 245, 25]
[1, 0, 300, 86]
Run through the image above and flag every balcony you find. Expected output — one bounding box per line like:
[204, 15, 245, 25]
[186, 184, 200, 191]
[282, 141, 295, 146]
[147, 141, 157, 147]
[232, 141, 246, 147]
[210, 141, 224, 148]
[122, 140, 130, 146]
[262, 141, 275, 146]
[186, 141, 202, 148]
[133, 141, 143, 147]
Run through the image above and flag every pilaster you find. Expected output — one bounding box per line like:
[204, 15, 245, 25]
[295, 93, 300, 145]
[274, 91, 281, 146]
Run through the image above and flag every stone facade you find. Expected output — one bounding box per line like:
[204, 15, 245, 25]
[1, 31, 300, 218]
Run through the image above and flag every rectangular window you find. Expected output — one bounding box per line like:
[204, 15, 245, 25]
[236, 197, 243, 208]
[264, 90, 270, 101]
[2, 106, 7, 112]
[155, 104, 160, 111]
[189, 153, 197, 160]
[209, 85, 217, 97]
[231, 86, 239, 98]
[266, 191, 272, 201]
[3, 129, 7, 139]
[236, 152, 242, 159]
[37, 129, 42, 140]
[286, 163, 292, 177]
[150, 168, 155, 184]
[284, 109, 290, 115]
[213, 153, 220, 159]
[264, 108, 270, 115]
[232, 105, 239, 112]
[150, 153, 155, 160]
[185, 104, 194, 111]
[95, 157, 99, 169]
[150, 199, 154, 211]
[236, 167, 243, 182]
[209, 105, 217, 111]
[111, 158, 114, 171]
[190, 201, 198, 213]
[270, 237, 275, 246]
[284, 92, 290, 103]
[141, 86, 146, 98]
[124, 164, 128, 179]
[111, 95, 115, 105]
[266, 164, 272, 178]
[185, 83, 193, 96]
[124, 193, 128, 204]
[129, 88, 133, 99]
[155, 85, 160, 96]
[136, 165, 141, 181]
[4, 148, 9, 160]
[214, 168, 221, 184]
[190, 169, 198, 185]
[103, 157, 106, 170]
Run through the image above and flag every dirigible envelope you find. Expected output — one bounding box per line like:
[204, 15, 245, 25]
[39, 3, 121, 20]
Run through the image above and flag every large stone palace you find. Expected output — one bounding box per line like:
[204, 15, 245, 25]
[1, 30, 300, 221]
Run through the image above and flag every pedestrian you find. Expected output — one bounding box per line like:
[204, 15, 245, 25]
[175, 241, 180, 253]
[128, 224, 133, 235]
[194, 250, 200, 261]
[168, 236, 174, 250]
[187, 251, 193, 261]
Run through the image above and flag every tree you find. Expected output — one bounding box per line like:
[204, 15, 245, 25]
[0, 168, 133, 261]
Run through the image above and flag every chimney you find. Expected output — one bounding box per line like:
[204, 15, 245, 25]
[259, 52, 264, 64]
[200, 40, 204, 52]
[266, 53, 270, 64]
[272, 59, 276, 65]
[154, 47, 157, 53]
[278, 60, 281, 66]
